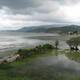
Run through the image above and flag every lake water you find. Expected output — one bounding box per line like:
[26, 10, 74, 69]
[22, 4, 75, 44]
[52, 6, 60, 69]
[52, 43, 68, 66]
[1, 32, 79, 80]
[0, 32, 69, 58]
[8, 52, 80, 80]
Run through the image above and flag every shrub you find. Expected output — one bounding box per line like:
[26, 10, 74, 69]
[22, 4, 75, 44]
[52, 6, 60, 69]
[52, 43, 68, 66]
[17, 44, 54, 58]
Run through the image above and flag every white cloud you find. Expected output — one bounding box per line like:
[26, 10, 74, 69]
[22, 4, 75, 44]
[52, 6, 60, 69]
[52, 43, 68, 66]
[0, 0, 80, 30]
[0, 6, 53, 30]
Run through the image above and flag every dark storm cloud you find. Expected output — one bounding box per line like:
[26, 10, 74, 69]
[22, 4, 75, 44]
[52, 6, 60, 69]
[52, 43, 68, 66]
[0, 0, 44, 15]
[0, 0, 79, 14]
[0, 0, 41, 9]
[0, 0, 79, 12]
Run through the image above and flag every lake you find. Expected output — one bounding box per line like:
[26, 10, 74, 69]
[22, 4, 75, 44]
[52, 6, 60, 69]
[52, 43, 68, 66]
[7, 51, 80, 80]
[0, 32, 80, 80]
[0, 32, 69, 58]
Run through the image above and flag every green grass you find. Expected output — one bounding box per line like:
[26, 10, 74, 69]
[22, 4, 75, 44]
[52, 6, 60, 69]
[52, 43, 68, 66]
[10, 50, 54, 67]
[0, 48, 80, 80]
[66, 51, 80, 58]
[0, 49, 54, 80]
[64, 51, 80, 63]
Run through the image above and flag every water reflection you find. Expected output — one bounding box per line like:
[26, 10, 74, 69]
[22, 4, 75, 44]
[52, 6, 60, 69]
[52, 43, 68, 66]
[8, 53, 80, 80]
[39, 54, 80, 71]
[0, 32, 68, 57]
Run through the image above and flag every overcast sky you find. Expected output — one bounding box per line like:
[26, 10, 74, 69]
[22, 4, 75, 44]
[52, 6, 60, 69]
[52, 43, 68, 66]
[0, 0, 80, 30]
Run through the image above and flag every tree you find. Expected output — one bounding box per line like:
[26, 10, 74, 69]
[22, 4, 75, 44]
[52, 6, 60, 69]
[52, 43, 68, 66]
[55, 40, 59, 49]
[67, 36, 80, 51]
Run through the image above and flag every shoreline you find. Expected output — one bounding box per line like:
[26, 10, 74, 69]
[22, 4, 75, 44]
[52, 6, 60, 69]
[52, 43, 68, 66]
[0, 44, 54, 64]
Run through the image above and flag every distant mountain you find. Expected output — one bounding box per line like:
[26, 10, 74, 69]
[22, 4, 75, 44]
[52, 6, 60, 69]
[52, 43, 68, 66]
[45, 25, 80, 33]
[17, 25, 80, 33]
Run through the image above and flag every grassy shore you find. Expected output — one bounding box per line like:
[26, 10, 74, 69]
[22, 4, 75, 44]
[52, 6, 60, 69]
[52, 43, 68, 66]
[0, 44, 80, 80]
[0, 44, 54, 80]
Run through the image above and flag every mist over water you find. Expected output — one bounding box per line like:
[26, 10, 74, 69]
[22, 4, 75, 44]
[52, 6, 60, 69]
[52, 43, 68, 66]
[0, 32, 68, 57]
[1, 32, 80, 79]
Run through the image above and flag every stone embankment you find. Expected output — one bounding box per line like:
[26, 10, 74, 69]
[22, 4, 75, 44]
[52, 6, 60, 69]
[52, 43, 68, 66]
[0, 54, 20, 64]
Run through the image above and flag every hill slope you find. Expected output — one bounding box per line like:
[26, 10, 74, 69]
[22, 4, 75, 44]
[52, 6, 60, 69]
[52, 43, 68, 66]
[17, 25, 80, 33]
[45, 25, 80, 33]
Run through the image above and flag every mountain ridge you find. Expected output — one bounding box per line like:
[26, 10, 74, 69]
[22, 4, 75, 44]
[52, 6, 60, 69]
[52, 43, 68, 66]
[17, 25, 80, 33]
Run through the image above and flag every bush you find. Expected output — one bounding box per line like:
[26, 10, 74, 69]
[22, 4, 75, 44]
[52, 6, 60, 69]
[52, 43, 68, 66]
[17, 44, 54, 58]
[67, 36, 80, 51]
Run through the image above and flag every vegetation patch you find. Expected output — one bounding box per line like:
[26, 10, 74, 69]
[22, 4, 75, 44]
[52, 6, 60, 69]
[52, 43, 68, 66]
[17, 44, 54, 59]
